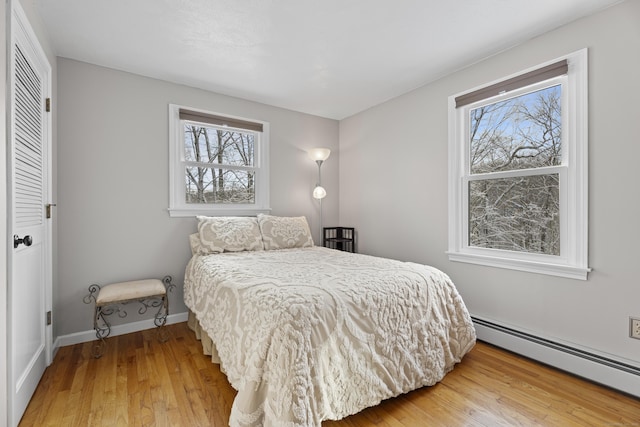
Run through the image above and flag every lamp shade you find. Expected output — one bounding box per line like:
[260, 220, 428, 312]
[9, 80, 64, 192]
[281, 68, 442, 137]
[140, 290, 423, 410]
[308, 147, 331, 162]
[313, 185, 327, 199]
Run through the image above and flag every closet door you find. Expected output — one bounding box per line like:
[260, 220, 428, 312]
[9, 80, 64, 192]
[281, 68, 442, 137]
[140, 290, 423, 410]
[8, 2, 52, 425]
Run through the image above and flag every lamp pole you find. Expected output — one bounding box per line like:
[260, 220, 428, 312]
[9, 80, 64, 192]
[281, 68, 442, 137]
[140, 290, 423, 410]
[308, 147, 330, 245]
[317, 159, 323, 242]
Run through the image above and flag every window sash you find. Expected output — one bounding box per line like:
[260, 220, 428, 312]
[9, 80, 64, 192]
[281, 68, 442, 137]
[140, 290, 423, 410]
[182, 121, 258, 167]
[185, 166, 256, 205]
[462, 76, 567, 174]
[184, 161, 257, 173]
[466, 165, 564, 181]
[464, 171, 563, 256]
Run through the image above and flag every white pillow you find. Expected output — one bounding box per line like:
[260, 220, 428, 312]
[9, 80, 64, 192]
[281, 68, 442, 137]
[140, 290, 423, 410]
[197, 216, 264, 254]
[189, 233, 204, 255]
[257, 214, 314, 250]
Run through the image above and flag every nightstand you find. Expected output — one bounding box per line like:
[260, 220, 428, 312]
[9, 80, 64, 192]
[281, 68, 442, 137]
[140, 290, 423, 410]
[323, 227, 355, 252]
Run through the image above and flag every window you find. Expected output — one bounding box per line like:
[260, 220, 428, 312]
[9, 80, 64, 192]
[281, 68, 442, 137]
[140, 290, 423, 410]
[447, 49, 589, 280]
[169, 104, 270, 217]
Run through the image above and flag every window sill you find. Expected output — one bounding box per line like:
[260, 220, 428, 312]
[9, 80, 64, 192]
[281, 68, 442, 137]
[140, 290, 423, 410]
[446, 251, 590, 280]
[168, 206, 272, 218]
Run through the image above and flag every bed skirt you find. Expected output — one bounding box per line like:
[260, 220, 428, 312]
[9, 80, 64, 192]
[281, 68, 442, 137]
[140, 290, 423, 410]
[187, 310, 222, 365]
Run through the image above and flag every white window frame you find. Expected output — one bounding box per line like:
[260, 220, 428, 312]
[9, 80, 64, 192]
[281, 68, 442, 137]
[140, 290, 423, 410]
[168, 104, 270, 217]
[447, 49, 590, 280]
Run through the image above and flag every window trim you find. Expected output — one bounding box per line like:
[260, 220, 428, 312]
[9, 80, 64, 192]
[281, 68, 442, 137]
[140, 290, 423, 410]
[168, 104, 271, 217]
[447, 49, 589, 280]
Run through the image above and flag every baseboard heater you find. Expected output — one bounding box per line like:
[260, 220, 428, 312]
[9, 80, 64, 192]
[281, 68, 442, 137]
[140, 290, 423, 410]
[471, 316, 640, 397]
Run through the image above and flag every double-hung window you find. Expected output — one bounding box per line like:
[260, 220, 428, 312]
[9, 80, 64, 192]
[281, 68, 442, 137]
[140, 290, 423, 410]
[169, 104, 270, 217]
[447, 49, 589, 279]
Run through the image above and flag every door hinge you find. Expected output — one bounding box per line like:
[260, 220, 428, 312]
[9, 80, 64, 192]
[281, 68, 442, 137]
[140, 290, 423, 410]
[45, 98, 51, 112]
[46, 203, 57, 219]
[46, 310, 52, 326]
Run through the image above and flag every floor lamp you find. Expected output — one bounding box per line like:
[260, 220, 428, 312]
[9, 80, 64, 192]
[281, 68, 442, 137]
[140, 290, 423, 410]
[308, 148, 330, 243]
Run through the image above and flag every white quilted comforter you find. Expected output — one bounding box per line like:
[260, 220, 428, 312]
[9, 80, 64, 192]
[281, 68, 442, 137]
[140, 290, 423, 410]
[184, 246, 476, 426]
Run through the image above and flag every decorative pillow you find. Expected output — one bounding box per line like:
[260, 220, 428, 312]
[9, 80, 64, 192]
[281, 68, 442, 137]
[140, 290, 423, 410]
[197, 216, 264, 254]
[257, 214, 314, 250]
[189, 233, 204, 256]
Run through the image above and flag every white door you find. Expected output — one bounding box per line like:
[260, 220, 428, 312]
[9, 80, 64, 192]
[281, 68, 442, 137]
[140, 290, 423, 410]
[8, 3, 52, 426]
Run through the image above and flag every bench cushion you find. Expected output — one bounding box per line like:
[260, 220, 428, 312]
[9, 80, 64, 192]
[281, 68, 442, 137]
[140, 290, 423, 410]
[96, 279, 166, 305]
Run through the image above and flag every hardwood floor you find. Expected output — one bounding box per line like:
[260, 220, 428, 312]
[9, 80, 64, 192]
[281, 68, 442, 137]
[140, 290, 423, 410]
[20, 322, 640, 426]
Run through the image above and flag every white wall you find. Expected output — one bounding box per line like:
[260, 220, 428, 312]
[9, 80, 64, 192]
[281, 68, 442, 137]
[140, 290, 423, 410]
[339, 0, 640, 366]
[55, 58, 339, 337]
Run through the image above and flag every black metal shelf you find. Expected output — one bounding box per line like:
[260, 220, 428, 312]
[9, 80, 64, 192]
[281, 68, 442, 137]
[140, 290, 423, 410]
[323, 227, 355, 253]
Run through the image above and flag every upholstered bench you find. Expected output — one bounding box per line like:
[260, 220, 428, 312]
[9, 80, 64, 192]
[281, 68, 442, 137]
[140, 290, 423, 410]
[83, 275, 175, 358]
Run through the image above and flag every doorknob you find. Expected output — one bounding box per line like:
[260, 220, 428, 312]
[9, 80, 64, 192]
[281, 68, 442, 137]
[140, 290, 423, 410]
[13, 235, 33, 248]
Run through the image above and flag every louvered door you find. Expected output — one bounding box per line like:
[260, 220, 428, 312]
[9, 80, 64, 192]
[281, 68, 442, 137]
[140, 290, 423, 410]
[14, 43, 44, 229]
[9, 3, 52, 426]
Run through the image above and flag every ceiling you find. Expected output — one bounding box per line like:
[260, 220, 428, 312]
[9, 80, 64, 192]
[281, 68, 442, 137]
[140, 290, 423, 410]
[35, 0, 620, 120]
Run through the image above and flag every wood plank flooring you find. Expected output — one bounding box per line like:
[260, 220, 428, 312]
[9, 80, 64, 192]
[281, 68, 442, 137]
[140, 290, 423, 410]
[20, 322, 640, 426]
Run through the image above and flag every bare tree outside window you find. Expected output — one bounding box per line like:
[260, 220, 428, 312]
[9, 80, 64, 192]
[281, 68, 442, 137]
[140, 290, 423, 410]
[468, 85, 561, 255]
[184, 124, 256, 204]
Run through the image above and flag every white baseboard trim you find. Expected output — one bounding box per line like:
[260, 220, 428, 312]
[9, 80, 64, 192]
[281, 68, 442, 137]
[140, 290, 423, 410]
[53, 311, 189, 351]
[472, 316, 640, 397]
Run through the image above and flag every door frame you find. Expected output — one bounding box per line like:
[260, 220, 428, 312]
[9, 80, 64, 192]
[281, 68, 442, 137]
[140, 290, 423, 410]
[7, 0, 53, 425]
[1, 1, 9, 426]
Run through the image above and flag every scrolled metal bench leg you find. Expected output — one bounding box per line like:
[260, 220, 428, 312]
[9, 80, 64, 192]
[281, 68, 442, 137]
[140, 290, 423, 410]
[155, 275, 174, 343]
[84, 284, 111, 358]
[91, 305, 111, 358]
[154, 295, 170, 342]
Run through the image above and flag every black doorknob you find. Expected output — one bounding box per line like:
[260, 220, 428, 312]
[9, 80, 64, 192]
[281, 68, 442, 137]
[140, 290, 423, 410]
[13, 234, 33, 248]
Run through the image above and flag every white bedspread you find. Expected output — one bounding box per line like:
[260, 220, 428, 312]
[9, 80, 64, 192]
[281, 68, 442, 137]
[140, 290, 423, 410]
[184, 246, 476, 426]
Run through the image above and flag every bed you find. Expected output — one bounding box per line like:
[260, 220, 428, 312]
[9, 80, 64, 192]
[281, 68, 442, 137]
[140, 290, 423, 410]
[184, 214, 476, 427]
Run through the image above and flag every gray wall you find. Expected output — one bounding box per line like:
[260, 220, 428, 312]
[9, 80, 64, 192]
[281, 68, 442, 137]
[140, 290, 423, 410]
[339, 0, 640, 365]
[56, 59, 339, 337]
